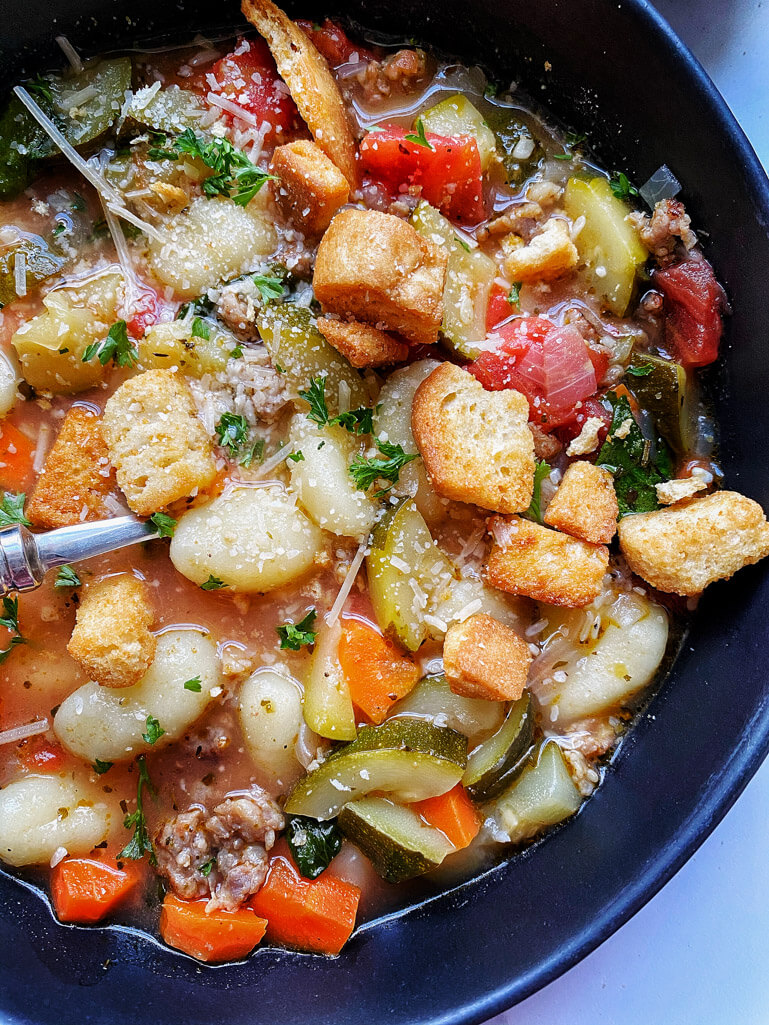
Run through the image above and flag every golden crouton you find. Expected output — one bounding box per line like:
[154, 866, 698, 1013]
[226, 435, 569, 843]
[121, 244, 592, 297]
[27, 407, 116, 530]
[318, 317, 409, 368]
[102, 369, 216, 517]
[485, 515, 609, 607]
[411, 362, 534, 513]
[313, 209, 448, 345]
[618, 490, 769, 596]
[443, 613, 532, 701]
[270, 140, 350, 235]
[67, 575, 156, 688]
[504, 217, 578, 283]
[655, 476, 707, 505]
[544, 461, 618, 544]
[241, 0, 357, 185]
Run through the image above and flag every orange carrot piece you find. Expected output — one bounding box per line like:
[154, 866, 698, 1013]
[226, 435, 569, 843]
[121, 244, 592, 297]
[338, 618, 420, 723]
[160, 895, 268, 962]
[0, 422, 35, 492]
[51, 856, 144, 924]
[413, 784, 481, 850]
[250, 855, 361, 955]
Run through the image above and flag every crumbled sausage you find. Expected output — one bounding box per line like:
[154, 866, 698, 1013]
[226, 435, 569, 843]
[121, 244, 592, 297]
[356, 49, 428, 104]
[629, 198, 697, 268]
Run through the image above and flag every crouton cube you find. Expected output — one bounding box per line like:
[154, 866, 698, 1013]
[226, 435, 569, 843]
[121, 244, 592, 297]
[504, 217, 578, 283]
[102, 369, 216, 516]
[313, 209, 448, 345]
[27, 407, 116, 530]
[443, 613, 532, 701]
[618, 490, 769, 596]
[485, 515, 609, 607]
[270, 140, 350, 235]
[544, 461, 618, 544]
[411, 362, 534, 513]
[318, 317, 409, 368]
[67, 575, 156, 688]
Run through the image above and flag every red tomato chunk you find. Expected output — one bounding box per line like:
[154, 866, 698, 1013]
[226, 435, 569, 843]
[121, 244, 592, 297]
[653, 252, 726, 368]
[296, 18, 374, 65]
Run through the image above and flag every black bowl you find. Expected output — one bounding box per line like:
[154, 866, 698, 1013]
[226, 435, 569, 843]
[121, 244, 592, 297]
[2, 1, 769, 1022]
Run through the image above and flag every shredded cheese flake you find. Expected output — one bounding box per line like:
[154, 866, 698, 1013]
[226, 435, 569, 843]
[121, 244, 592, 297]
[0, 719, 49, 746]
[326, 541, 368, 627]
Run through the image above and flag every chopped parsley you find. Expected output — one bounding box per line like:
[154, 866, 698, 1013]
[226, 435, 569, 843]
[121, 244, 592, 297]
[524, 460, 552, 524]
[609, 171, 639, 201]
[507, 281, 523, 311]
[454, 235, 471, 253]
[0, 595, 25, 666]
[201, 575, 226, 591]
[215, 412, 250, 456]
[253, 274, 286, 302]
[286, 816, 343, 879]
[142, 715, 165, 745]
[183, 677, 202, 692]
[52, 222, 66, 237]
[0, 491, 31, 528]
[596, 392, 673, 516]
[484, 82, 500, 98]
[230, 344, 244, 359]
[191, 317, 210, 340]
[626, 363, 654, 377]
[54, 565, 82, 588]
[298, 376, 375, 435]
[332, 406, 376, 436]
[82, 320, 138, 368]
[177, 294, 214, 320]
[149, 512, 177, 538]
[565, 131, 587, 147]
[349, 440, 417, 494]
[151, 129, 276, 206]
[239, 438, 265, 468]
[92, 759, 113, 775]
[118, 755, 157, 865]
[404, 118, 433, 150]
[287, 450, 305, 463]
[277, 608, 318, 651]
[553, 151, 573, 161]
[27, 73, 54, 104]
[199, 858, 216, 877]
[299, 376, 330, 427]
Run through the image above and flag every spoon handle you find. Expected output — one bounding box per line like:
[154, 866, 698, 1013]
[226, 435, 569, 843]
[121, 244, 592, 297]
[0, 516, 158, 595]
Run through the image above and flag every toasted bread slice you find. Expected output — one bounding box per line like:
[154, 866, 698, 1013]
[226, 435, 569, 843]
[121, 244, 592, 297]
[318, 318, 409, 368]
[270, 140, 350, 235]
[544, 461, 618, 544]
[443, 613, 532, 701]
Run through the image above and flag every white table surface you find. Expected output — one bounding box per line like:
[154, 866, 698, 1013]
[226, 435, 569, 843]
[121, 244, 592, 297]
[489, 2, 769, 1023]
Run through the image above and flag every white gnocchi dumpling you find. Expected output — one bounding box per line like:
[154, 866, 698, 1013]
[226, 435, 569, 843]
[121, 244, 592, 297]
[147, 194, 276, 298]
[0, 349, 20, 417]
[54, 630, 220, 763]
[289, 413, 378, 539]
[0, 773, 112, 867]
[170, 485, 323, 593]
[239, 667, 305, 792]
[433, 577, 530, 637]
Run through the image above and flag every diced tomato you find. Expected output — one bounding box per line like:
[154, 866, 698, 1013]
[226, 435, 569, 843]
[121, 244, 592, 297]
[296, 18, 375, 65]
[203, 39, 299, 144]
[486, 284, 513, 332]
[585, 342, 610, 384]
[359, 126, 485, 224]
[16, 735, 68, 773]
[125, 286, 159, 339]
[653, 252, 726, 368]
[555, 395, 613, 449]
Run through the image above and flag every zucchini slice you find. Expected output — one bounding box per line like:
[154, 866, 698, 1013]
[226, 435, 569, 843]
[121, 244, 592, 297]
[492, 741, 582, 843]
[302, 618, 357, 742]
[339, 797, 454, 883]
[463, 692, 535, 801]
[285, 719, 467, 820]
[393, 674, 504, 744]
[627, 353, 688, 453]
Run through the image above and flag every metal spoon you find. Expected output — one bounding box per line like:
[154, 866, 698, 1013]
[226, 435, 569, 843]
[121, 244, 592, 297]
[0, 516, 158, 596]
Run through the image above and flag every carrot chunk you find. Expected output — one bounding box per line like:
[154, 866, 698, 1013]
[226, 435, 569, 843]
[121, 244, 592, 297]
[338, 618, 420, 723]
[51, 856, 144, 924]
[250, 855, 360, 955]
[0, 421, 35, 492]
[413, 784, 481, 850]
[160, 894, 268, 962]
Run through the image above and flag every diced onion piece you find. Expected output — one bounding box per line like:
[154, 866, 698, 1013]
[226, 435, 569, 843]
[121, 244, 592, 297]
[639, 164, 682, 208]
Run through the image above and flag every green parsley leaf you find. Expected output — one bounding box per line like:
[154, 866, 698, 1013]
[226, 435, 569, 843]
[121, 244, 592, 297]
[253, 274, 286, 302]
[184, 676, 202, 692]
[626, 363, 654, 377]
[565, 131, 587, 147]
[276, 608, 318, 651]
[118, 755, 157, 864]
[142, 715, 165, 745]
[239, 438, 265, 468]
[287, 450, 305, 463]
[92, 759, 113, 775]
[199, 858, 216, 877]
[299, 376, 330, 428]
[349, 440, 418, 493]
[507, 281, 523, 311]
[0, 492, 31, 528]
[609, 171, 639, 201]
[52, 222, 66, 237]
[159, 129, 277, 206]
[82, 320, 138, 368]
[596, 392, 672, 516]
[177, 294, 214, 320]
[191, 317, 210, 340]
[484, 82, 500, 98]
[54, 565, 82, 588]
[0, 596, 21, 634]
[524, 460, 551, 524]
[286, 816, 343, 879]
[215, 412, 250, 456]
[331, 406, 376, 436]
[454, 235, 471, 253]
[230, 344, 244, 359]
[404, 118, 433, 150]
[149, 512, 177, 538]
[201, 575, 226, 591]
[553, 151, 573, 161]
[27, 73, 54, 104]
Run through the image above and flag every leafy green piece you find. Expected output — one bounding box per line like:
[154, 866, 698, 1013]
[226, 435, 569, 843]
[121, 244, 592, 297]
[349, 440, 418, 493]
[0, 595, 24, 666]
[156, 128, 276, 206]
[454, 235, 471, 253]
[277, 609, 318, 651]
[253, 274, 286, 302]
[298, 376, 376, 437]
[184, 676, 202, 692]
[201, 574, 226, 591]
[299, 376, 330, 427]
[54, 565, 82, 588]
[118, 755, 157, 865]
[596, 392, 672, 516]
[286, 816, 343, 879]
[287, 450, 305, 463]
[332, 406, 376, 436]
[553, 151, 573, 161]
[92, 759, 113, 775]
[626, 363, 654, 377]
[507, 282, 523, 311]
[176, 294, 215, 320]
[142, 715, 165, 745]
[609, 171, 639, 201]
[215, 412, 250, 456]
[565, 131, 587, 147]
[191, 316, 210, 340]
[230, 344, 244, 359]
[404, 118, 433, 150]
[82, 320, 138, 368]
[239, 438, 265, 468]
[27, 74, 54, 104]
[0, 492, 31, 528]
[524, 460, 552, 524]
[149, 512, 177, 538]
[199, 858, 215, 877]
